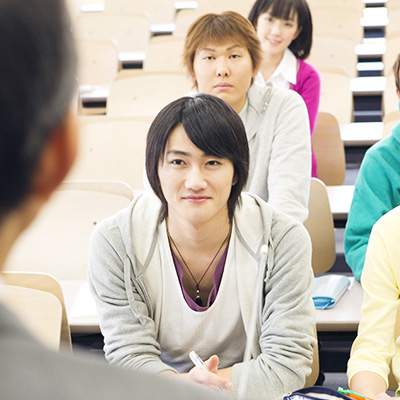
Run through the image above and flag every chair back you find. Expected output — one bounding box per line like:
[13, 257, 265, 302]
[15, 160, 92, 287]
[308, 35, 357, 78]
[311, 6, 363, 43]
[1, 271, 71, 351]
[384, 33, 400, 76]
[4, 181, 133, 280]
[104, 0, 176, 25]
[74, 13, 151, 53]
[107, 72, 193, 118]
[383, 69, 398, 118]
[312, 112, 346, 186]
[387, 7, 400, 38]
[76, 39, 120, 86]
[304, 178, 336, 275]
[304, 326, 320, 387]
[308, 0, 364, 12]
[144, 36, 185, 72]
[67, 118, 151, 190]
[383, 110, 400, 139]
[1, 285, 62, 351]
[318, 66, 353, 125]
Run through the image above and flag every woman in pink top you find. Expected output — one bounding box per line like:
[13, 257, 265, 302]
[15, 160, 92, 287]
[248, 0, 320, 177]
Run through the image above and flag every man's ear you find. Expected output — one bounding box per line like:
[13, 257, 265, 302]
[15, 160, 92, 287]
[31, 110, 78, 202]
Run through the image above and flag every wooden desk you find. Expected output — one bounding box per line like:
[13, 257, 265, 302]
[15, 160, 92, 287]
[80, 85, 109, 105]
[351, 76, 386, 96]
[315, 277, 363, 332]
[80, 73, 388, 106]
[341, 122, 383, 146]
[119, 51, 145, 67]
[357, 61, 384, 73]
[61, 277, 363, 334]
[62, 280, 100, 334]
[79, 1, 196, 35]
[174, 1, 198, 10]
[80, 3, 104, 12]
[356, 40, 386, 59]
[363, 0, 386, 4]
[361, 7, 388, 29]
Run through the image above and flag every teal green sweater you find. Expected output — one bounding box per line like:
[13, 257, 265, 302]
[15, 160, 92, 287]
[344, 123, 400, 280]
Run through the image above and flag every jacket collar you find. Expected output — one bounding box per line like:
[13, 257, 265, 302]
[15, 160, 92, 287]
[271, 48, 297, 86]
[245, 82, 274, 141]
[234, 193, 274, 356]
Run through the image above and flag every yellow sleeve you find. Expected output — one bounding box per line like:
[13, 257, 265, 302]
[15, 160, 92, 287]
[347, 207, 400, 387]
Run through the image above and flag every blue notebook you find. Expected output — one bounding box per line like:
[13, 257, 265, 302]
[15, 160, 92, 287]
[312, 274, 351, 310]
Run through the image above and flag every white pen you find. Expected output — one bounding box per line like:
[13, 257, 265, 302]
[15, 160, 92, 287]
[189, 351, 226, 395]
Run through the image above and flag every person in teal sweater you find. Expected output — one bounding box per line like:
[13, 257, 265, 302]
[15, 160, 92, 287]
[344, 53, 400, 281]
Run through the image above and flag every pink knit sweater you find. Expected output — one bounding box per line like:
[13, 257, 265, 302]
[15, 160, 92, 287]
[290, 59, 321, 177]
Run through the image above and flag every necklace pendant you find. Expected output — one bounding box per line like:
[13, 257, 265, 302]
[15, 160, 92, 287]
[195, 283, 203, 306]
[195, 296, 203, 307]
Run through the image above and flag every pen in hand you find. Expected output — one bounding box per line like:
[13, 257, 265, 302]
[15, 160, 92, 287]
[189, 351, 226, 395]
[337, 387, 374, 400]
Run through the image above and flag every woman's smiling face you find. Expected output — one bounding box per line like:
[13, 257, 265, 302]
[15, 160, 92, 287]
[256, 9, 301, 58]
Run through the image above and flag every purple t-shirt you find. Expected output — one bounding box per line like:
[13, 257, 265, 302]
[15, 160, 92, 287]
[170, 245, 229, 312]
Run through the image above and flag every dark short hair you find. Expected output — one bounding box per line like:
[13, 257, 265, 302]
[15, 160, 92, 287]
[183, 11, 262, 79]
[393, 53, 400, 92]
[0, 0, 76, 220]
[248, 0, 313, 60]
[146, 94, 249, 222]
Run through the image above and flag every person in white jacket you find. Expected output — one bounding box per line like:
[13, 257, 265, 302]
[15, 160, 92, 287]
[182, 11, 311, 223]
[0, 1, 225, 400]
[89, 94, 316, 400]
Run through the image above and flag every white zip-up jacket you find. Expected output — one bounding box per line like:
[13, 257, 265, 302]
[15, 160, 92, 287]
[243, 82, 311, 223]
[88, 192, 316, 400]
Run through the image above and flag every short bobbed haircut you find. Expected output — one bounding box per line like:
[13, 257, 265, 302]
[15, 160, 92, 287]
[393, 53, 400, 92]
[146, 94, 249, 222]
[248, 0, 313, 60]
[183, 11, 262, 79]
[0, 0, 76, 221]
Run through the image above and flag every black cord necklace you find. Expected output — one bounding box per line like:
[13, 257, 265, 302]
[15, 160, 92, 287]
[167, 224, 231, 307]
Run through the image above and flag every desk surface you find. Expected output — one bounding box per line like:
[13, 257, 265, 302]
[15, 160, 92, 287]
[351, 76, 386, 96]
[61, 276, 363, 334]
[80, 76, 387, 105]
[356, 41, 386, 58]
[315, 277, 363, 332]
[341, 122, 383, 146]
[62, 280, 100, 334]
[361, 7, 388, 28]
[327, 185, 354, 221]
